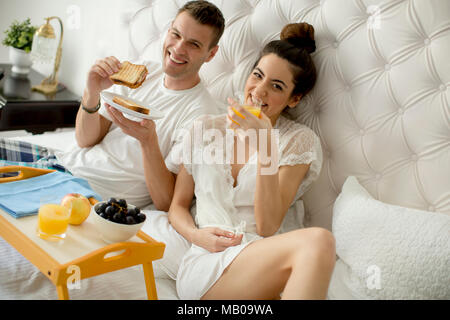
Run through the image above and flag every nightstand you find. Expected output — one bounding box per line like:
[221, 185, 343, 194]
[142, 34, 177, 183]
[0, 63, 80, 134]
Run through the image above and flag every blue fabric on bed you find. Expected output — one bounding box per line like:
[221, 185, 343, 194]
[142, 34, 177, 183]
[0, 171, 101, 218]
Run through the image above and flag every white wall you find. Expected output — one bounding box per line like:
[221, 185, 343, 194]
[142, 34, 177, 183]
[0, 0, 145, 96]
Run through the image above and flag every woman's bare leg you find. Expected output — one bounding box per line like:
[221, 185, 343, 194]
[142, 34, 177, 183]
[201, 227, 336, 300]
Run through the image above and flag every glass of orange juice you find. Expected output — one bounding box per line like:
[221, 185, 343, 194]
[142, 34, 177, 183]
[232, 105, 261, 119]
[37, 197, 71, 241]
[231, 92, 262, 124]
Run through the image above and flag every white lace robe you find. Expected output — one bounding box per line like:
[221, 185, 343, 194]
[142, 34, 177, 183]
[176, 114, 323, 299]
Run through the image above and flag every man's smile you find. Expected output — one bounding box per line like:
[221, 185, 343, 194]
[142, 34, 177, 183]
[168, 50, 187, 65]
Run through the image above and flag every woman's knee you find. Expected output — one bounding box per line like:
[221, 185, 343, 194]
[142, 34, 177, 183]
[309, 227, 335, 254]
[293, 227, 336, 266]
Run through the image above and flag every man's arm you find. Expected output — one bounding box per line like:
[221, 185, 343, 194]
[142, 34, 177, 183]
[106, 105, 175, 211]
[75, 57, 120, 148]
[167, 165, 196, 241]
[75, 89, 111, 148]
[140, 134, 176, 212]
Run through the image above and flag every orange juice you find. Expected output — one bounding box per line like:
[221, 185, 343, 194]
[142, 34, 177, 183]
[37, 204, 70, 241]
[232, 105, 261, 119]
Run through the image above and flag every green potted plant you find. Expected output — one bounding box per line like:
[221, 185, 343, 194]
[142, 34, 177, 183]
[2, 18, 37, 75]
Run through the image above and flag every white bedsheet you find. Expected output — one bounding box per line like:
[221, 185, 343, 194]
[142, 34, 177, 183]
[8, 129, 77, 153]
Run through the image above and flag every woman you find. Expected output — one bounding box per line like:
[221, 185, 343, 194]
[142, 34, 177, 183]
[168, 22, 335, 300]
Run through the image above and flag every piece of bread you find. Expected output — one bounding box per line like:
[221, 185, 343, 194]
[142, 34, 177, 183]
[110, 61, 148, 89]
[112, 96, 150, 115]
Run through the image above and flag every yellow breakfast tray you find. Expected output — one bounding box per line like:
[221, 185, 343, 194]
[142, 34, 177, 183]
[0, 165, 56, 183]
[0, 166, 166, 300]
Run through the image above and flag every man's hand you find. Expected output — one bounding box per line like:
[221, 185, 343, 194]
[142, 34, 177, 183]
[85, 56, 121, 98]
[76, 57, 120, 148]
[192, 227, 244, 253]
[106, 104, 157, 145]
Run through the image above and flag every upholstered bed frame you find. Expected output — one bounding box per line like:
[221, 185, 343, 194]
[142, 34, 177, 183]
[2, 0, 449, 299]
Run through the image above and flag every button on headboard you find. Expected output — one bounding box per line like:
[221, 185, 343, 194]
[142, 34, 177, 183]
[128, 0, 450, 230]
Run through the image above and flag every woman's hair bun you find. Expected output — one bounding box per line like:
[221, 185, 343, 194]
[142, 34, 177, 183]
[280, 22, 316, 54]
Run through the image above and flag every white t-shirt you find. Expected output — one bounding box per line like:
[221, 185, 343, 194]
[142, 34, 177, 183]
[56, 60, 220, 207]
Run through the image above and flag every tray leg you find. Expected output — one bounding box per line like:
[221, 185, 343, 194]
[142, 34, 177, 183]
[56, 284, 69, 300]
[143, 262, 158, 300]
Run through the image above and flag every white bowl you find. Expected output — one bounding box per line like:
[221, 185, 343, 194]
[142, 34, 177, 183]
[91, 201, 145, 243]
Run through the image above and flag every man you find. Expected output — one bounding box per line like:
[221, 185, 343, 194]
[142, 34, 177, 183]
[0, 0, 225, 290]
[56, 1, 225, 211]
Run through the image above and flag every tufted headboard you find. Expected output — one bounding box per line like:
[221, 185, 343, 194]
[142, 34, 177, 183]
[127, 0, 449, 230]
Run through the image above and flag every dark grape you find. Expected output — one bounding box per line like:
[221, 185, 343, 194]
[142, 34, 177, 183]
[96, 202, 107, 214]
[108, 197, 118, 205]
[127, 208, 136, 217]
[137, 213, 146, 223]
[118, 199, 127, 208]
[126, 216, 136, 225]
[105, 205, 115, 216]
[113, 211, 123, 222]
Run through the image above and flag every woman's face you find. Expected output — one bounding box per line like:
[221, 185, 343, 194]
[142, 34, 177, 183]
[244, 53, 301, 124]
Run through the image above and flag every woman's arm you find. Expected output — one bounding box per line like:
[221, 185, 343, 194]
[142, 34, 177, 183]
[254, 155, 310, 237]
[227, 104, 312, 237]
[168, 165, 243, 252]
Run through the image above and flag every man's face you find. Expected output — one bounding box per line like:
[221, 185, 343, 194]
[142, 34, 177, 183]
[162, 11, 218, 81]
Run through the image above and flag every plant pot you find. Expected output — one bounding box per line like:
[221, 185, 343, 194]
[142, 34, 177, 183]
[9, 47, 33, 75]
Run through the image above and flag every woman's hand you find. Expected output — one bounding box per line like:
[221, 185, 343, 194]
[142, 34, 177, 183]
[226, 97, 272, 131]
[192, 227, 243, 253]
[226, 97, 274, 155]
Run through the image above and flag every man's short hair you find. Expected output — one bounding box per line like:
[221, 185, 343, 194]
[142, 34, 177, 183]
[177, 1, 225, 48]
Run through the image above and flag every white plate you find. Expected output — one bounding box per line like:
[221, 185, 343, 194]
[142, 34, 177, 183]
[100, 91, 164, 121]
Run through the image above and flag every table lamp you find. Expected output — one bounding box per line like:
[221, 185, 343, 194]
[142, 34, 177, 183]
[30, 16, 63, 95]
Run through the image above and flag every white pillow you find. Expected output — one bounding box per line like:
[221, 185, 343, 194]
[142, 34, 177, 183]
[330, 176, 450, 300]
[141, 210, 191, 280]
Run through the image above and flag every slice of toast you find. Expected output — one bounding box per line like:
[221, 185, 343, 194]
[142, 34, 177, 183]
[112, 96, 150, 115]
[110, 61, 148, 89]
